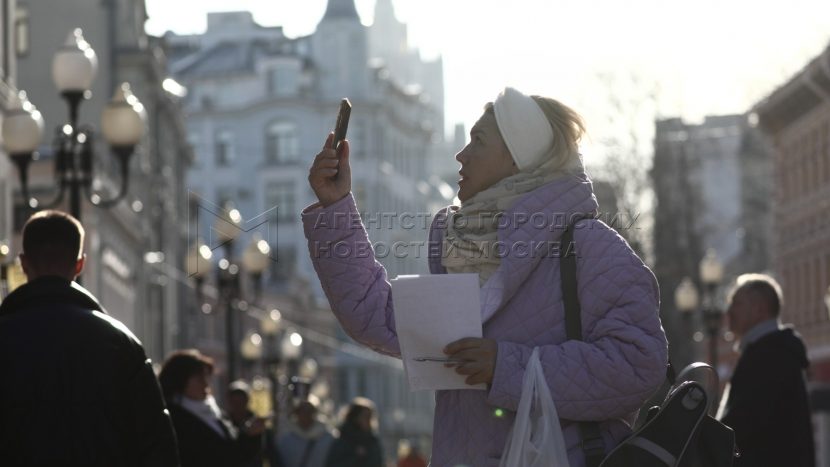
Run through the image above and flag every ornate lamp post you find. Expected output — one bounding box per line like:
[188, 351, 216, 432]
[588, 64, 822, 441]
[240, 330, 264, 366]
[261, 309, 283, 421]
[240, 330, 274, 419]
[699, 249, 724, 368]
[242, 311, 309, 431]
[2, 29, 146, 220]
[242, 234, 271, 299]
[191, 207, 273, 385]
[676, 250, 725, 368]
[186, 240, 213, 300]
[675, 276, 700, 366]
[213, 207, 242, 383]
[282, 329, 305, 402]
[675, 277, 700, 315]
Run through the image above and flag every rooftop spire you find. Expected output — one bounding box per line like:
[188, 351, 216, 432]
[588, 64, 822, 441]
[322, 0, 359, 21]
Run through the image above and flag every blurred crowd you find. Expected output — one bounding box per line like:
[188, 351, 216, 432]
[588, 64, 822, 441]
[158, 349, 424, 467]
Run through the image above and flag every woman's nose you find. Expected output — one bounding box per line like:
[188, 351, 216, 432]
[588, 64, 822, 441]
[455, 146, 469, 164]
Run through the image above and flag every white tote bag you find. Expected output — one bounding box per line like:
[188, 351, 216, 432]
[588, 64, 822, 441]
[499, 348, 571, 467]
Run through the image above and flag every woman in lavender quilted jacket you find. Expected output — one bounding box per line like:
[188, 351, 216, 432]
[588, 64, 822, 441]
[303, 87, 668, 467]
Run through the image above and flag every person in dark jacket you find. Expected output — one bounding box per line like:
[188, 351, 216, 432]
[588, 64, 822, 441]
[159, 350, 265, 467]
[325, 397, 383, 467]
[0, 210, 179, 467]
[226, 381, 278, 467]
[717, 273, 815, 467]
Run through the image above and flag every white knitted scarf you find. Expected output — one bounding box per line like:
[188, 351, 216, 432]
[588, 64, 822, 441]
[441, 152, 583, 285]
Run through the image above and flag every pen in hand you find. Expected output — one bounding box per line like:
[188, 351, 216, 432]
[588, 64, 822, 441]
[413, 356, 464, 363]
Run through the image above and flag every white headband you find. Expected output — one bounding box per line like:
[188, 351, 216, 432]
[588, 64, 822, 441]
[493, 87, 554, 171]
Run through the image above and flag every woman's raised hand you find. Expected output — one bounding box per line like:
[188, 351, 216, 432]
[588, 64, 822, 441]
[308, 133, 351, 207]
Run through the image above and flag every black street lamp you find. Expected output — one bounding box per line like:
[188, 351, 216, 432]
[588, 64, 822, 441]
[675, 249, 725, 368]
[242, 233, 271, 300]
[2, 29, 146, 221]
[241, 309, 307, 433]
[190, 208, 272, 385]
[699, 249, 725, 368]
[214, 206, 242, 384]
[674, 276, 700, 365]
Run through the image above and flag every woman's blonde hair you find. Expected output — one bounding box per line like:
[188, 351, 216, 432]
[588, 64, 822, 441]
[529, 96, 586, 160]
[485, 96, 586, 165]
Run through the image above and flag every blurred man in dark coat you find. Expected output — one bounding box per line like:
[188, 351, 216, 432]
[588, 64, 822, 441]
[717, 273, 814, 467]
[0, 210, 179, 466]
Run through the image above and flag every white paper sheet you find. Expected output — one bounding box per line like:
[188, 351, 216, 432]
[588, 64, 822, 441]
[391, 273, 486, 391]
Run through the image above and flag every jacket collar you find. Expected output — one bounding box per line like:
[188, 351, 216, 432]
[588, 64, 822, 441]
[735, 318, 782, 353]
[0, 275, 104, 316]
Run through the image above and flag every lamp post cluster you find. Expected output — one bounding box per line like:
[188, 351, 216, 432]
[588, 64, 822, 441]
[185, 205, 320, 430]
[2, 29, 146, 221]
[675, 248, 726, 368]
[186, 205, 272, 384]
[240, 309, 318, 425]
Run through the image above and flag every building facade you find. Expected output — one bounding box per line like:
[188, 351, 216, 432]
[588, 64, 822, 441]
[651, 114, 772, 369]
[165, 0, 443, 454]
[7, 0, 192, 362]
[754, 41, 830, 466]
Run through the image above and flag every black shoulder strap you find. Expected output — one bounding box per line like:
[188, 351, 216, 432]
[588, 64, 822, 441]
[560, 225, 582, 342]
[560, 221, 606, 467]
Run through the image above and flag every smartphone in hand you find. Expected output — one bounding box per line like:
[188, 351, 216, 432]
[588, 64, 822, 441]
[331, 98, 352, 151]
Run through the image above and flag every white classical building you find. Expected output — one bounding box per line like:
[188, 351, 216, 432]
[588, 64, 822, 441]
[165, 0, 448, 454]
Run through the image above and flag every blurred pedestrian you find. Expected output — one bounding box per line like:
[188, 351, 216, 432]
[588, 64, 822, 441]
[227, 380, 256, 428]
[304, 87, 667, 466]
[325, 398, 383, 467]
[717, 273, 815, 467]
[227, 380, 274, 467]
[0, 210, 178, 466]
[159, 350, 266, 467]
[397, 443, 427, 467]
[278, 397, 335, 467]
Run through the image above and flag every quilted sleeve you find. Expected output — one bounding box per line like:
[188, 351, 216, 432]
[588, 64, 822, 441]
[302, 194, 400, 357]
[486, 221, 668, 420]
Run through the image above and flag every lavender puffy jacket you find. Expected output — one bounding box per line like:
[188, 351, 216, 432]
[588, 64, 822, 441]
[302, 174, 668, 467]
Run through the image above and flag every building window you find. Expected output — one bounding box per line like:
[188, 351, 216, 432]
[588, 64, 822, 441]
[264, 181, 295, 222]
[14, 6, 28, 56]
[267, 68, 297, 96]
[265, 121, 298, 164]
[215, 130, 234, 167]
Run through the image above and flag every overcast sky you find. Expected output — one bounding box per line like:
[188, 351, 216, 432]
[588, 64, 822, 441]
[145, 0, 830, 148]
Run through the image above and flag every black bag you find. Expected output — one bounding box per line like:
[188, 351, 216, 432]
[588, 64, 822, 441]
[599, 364, 737, 467]
[559, 222, 737, 467]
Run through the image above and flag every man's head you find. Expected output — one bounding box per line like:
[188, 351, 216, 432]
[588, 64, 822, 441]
[20, 210, 85, 281]
[293, 398, 319, 431]
[727, 273, 783, 339]
[226, 380, 251, 421]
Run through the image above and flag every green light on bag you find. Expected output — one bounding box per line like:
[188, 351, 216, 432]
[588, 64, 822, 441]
[494, 408, 505, 418]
